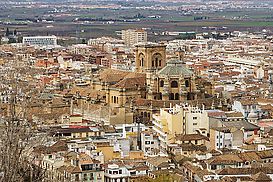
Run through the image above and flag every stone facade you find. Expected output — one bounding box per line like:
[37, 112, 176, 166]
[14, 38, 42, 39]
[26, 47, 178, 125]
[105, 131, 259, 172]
[135, 43, 166, 73]
[146, 60, 198, 101]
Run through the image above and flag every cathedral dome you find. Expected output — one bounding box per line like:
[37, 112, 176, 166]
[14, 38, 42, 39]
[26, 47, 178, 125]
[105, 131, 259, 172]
[157, 59, 193, 76]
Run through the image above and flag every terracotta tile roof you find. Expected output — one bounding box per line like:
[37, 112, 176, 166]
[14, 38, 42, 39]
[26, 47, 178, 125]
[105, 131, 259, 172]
[183, 161, 201, 173]
[238, 151, 261, 162]
[79, 153, 100, 165]
[208, 154, 243, 165]
[99, 69, 129, 83]
[251, 172, 272, 181]
[221, 176, 252, 182]
[33, 140, 68, 154]
[209, 149, 222, 156]
[260, 104, 273, 111]
[218, 167, 273, 175]
[124, 72, 146, 79]
[225, 111, 244, 118]
[175, 133, 209, 142]
[256, 150, 273, 159]
[132, 164, 149, 171]
[146, 156, 170, 167]
[207, 110, 226, 118]
[195, 169, 214, 179]
[256, 98, 273, 104]
[65, 165, 82, 174]
[113, 77, 146, 89]
[79, 153, 93, 165]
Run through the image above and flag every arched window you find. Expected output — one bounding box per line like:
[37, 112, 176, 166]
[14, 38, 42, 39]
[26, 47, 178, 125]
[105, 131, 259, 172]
[160, 80, 164, 87]
[175, 93, 179, 100]
[169, 93, 174, 100]
[171, 81, 178, 88]
[152, 53, 162, 68]
[113, 96, 116, 103]
[185, 80, 190, 87]
[139, 53, 145, 67]
[155, 58, 158, 67]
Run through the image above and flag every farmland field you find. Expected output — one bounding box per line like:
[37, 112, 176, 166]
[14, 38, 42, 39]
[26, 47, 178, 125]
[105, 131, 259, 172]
[1, 1, 273, 44]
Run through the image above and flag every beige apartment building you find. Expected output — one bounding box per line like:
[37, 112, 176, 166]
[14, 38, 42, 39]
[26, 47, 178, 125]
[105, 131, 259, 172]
[121, 29, 147, 46]
[152, 104, 209, 151]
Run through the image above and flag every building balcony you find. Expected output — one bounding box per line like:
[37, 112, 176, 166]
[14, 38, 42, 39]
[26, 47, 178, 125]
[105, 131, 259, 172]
[152, 120, 163, 129]
[152, 126, 167, 138]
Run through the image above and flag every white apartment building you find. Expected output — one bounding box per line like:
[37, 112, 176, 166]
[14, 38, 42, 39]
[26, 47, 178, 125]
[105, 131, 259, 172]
[22, 35, 57, 47]
[104, 164, 130, 182]
[121, 29, 147, 46]
[140, 130, 160, 156]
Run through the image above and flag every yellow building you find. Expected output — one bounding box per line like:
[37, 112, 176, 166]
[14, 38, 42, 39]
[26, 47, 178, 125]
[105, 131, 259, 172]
[95, 142, 117, 162]
[152, 106, 184, 151]
[152, 104, 209, 151]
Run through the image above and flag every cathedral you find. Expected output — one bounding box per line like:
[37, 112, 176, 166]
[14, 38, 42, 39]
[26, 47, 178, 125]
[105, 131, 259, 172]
[135, 43, 213, 102]
[72, 42, 214, 125]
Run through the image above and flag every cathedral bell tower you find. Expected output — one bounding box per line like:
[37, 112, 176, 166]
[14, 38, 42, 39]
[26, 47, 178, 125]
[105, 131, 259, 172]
[135, 43, 166, 73]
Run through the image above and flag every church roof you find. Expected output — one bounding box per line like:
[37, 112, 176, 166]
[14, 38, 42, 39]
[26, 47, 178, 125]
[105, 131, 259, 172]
[99, 69, 129, 83]
[158, 59, 193, 76]
[113, 77, 146, 89]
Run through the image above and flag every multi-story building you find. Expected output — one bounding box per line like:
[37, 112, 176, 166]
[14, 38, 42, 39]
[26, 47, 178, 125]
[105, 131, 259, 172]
[152, 104, 209, 152]
[56, 152, 104, 182]
[121, 29, 147, 47]
[210, 127, 244, 150]
[104, 163, 130, 182]
[140, 129, 160, 156]
[104, 161, 148, 182]
[33, 140, 105, 182]
[22, 35, 58, 47]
